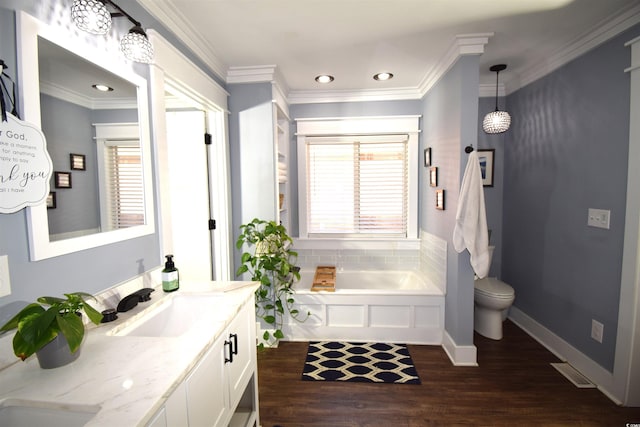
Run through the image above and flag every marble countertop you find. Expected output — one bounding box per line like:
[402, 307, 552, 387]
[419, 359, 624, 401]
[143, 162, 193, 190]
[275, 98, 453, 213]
[0, 280, 258, 426]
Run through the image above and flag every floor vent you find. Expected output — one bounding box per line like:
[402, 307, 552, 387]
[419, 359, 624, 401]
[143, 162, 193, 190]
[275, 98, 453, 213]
[551, 363, 596, 388]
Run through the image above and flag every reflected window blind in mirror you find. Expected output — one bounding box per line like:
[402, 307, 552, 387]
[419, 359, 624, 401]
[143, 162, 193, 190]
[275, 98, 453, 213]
[104, 142, 144, 228]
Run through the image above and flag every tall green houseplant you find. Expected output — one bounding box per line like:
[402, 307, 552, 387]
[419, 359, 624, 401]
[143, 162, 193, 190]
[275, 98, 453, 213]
[236, 218, 308, 347]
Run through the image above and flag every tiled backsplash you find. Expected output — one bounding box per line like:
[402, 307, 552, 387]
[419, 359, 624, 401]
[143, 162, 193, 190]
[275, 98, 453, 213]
[295, 248, 420, 271]
[294, 231, 447, 294]
[420, 230, 447, 293]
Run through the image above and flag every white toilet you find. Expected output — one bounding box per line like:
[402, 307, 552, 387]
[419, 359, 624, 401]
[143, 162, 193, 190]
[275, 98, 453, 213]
[474, 247, 515, 340]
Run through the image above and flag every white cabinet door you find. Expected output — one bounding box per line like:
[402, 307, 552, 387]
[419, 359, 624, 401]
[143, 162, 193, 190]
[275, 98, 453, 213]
[225, 300, 255, 410]
[185, 336, 228, 427]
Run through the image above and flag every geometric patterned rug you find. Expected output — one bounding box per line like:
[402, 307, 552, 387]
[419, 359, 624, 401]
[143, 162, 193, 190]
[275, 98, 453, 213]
[301, 341, 421, 384]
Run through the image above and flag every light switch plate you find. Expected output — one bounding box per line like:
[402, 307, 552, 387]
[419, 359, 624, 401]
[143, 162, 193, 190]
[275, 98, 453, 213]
[587, 208, 610, 229]
[0, 255, 11, 298]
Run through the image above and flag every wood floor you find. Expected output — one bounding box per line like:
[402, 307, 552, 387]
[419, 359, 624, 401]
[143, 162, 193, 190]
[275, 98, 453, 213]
[257, 320, 640, 426]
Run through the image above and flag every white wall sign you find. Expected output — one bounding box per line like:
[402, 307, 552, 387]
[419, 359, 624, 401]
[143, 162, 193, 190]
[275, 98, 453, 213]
[0, 113, 52, 213]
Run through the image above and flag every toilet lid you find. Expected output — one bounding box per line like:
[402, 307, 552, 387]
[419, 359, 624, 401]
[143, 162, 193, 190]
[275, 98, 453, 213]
[475, 277, 514, 298]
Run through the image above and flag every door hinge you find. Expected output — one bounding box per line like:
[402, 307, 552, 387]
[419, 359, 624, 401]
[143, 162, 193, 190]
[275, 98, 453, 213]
[204, 133, 212, 145]
[209, 219, 216, 230]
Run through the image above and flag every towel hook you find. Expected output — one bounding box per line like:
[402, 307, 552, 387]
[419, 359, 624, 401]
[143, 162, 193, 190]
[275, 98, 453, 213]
[464, 144, 474, 153]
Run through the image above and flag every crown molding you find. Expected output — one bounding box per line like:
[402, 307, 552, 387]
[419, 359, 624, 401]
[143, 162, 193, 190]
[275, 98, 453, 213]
[40, 81, 137, 110]
[136, 0, 228, 80]
[479, 83, 506, 98]
[226, 65, 278, 84]
[417, 33, 493, 96]
[287, 87, 424, 104]
[510, 2, 640, 94]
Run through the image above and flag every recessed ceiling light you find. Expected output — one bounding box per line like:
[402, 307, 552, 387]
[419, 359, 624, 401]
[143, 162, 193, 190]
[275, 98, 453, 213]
[92, 83, 113, 92]
[373, 72, 394, 81]
[315, 75, 334, 84]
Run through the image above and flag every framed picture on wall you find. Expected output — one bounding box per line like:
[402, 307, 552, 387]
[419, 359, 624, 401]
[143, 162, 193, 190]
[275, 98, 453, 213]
[70, 153, 86, 171]
[429, 167, 438, 187]
[424, 147, 431, 167]
[46, 192, 56, 209]
[436, 189, 445, 210]
[477, 149, 495, 187]
[54, 171, 72, 189]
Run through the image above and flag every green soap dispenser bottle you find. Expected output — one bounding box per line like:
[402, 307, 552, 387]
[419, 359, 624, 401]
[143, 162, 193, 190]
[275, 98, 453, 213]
[162, 254, 179, 292]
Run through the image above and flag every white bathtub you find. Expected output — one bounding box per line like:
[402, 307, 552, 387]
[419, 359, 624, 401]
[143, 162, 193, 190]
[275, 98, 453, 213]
[282, 269, 445, 344]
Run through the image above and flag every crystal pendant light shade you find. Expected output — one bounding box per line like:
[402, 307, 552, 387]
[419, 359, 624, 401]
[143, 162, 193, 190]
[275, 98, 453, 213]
[120, 27, 154, 64]
[483, 110, 512, 134]
[71, 0, 112, 35]
[483, 64, 511, 134]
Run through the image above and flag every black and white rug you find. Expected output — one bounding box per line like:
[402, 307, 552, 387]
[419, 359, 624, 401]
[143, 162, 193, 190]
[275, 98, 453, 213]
[301, 341, 421, 384]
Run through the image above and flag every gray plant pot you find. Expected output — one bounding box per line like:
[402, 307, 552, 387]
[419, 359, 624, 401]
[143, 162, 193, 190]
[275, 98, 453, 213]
[36, 333, 81, 369]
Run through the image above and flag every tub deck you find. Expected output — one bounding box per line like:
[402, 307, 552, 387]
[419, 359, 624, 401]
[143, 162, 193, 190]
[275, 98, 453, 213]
[283, 270, 444, 345]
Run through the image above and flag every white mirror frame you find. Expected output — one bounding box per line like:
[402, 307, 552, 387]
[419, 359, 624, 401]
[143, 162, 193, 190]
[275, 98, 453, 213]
[18, 11, 155, 261]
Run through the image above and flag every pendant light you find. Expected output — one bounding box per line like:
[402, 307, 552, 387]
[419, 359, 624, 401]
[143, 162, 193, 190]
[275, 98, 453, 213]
[483, 64, 511, 134]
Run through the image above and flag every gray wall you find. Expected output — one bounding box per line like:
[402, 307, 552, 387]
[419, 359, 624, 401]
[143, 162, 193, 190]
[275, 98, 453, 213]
[477, 96, 506, 277]
[502, 23, 640, 371]
[421, 55, 479, 346]
[41, 94, 100, 235]
[0, 4, 162, 307]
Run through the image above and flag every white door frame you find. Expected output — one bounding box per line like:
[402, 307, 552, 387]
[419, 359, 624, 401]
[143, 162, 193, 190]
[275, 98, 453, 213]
[615, 34, 640, 406]
[148, 30, 232, 281]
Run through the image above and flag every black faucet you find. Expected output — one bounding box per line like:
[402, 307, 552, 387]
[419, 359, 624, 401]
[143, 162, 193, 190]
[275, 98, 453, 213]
[116, 288, 155, 312]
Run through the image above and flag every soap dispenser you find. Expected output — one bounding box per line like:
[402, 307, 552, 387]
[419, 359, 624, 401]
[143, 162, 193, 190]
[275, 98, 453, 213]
[162, 254, 179, 292]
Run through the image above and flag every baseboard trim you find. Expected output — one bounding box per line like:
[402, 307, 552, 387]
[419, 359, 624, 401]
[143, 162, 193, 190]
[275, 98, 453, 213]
[508, 306, 621, 404]
[442, 330, 478, 366]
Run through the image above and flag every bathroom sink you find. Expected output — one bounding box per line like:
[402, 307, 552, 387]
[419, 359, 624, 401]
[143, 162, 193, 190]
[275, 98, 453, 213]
[0, 399, 100, 427]
[110, 294, 232, 337]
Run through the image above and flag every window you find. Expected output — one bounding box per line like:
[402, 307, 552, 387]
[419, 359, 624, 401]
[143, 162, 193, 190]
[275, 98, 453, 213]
[306, 136, 408, 237]
[297, 116, 419, 240]
[103, 141, 145, 229]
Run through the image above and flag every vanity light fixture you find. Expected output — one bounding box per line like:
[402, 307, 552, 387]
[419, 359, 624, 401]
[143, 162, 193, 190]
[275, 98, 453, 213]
[71, 0, 112, 35]
[373, 72, 393, 81]
[482, 64, 511, 134]
[92, 83, 114, 92]
[315, 75, 334, 84]
[120, 25, 154, 64]
[71, 0, 154, 64]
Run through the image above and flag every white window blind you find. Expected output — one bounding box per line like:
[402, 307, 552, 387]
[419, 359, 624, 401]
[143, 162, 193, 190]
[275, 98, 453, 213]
[105, 143, 145, 229]
[306, 135, 408, 237]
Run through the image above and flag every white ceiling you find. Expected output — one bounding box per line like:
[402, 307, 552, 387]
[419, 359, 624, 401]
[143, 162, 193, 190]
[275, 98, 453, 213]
[139, 0, 640, 102]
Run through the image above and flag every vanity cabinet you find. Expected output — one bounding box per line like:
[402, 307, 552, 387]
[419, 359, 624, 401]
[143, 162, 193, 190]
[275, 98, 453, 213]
[149, 298, 258, 427]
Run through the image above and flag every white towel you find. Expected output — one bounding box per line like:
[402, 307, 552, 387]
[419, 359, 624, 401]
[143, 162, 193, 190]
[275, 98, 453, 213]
[453, 151, 491, 278]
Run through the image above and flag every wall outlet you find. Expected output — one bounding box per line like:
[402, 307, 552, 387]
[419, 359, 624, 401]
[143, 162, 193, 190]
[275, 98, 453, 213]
[587, 208, 610, 229]
[0, 255, 11, 298]
[591, 319, 604, 343]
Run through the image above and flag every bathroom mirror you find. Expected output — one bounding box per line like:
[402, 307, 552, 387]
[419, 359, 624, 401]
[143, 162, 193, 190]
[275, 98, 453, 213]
[19, 12, 155, 260]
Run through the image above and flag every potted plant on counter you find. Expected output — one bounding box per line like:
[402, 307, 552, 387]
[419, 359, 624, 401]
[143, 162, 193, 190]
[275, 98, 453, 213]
[236, 218, 309, 348]
[0, 292, 103, 369]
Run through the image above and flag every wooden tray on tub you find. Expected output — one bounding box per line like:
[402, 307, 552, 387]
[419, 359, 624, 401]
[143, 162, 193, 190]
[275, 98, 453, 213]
[311, 265, 336, 292]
